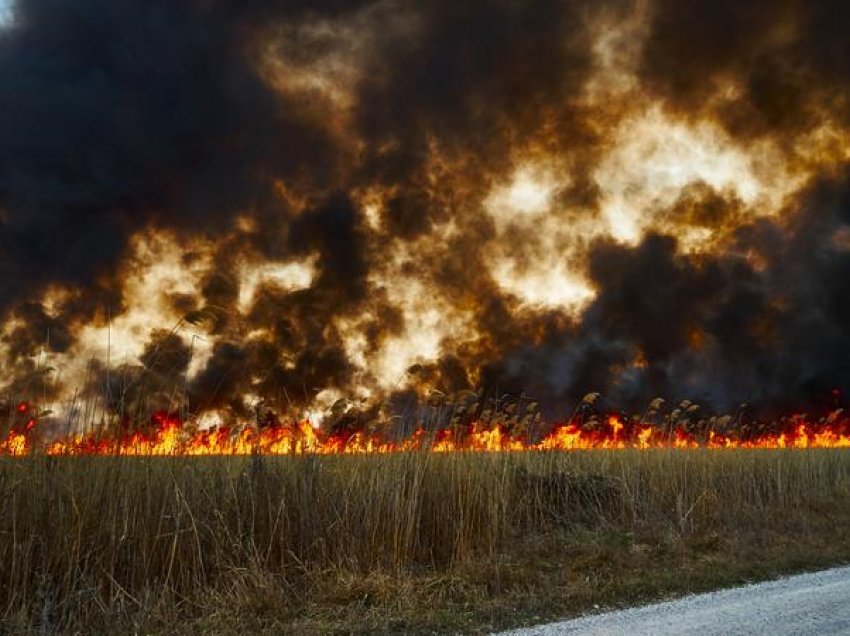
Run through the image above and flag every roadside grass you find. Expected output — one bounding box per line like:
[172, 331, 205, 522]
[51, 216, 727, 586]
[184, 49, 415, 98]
[2, 449, 850, 634]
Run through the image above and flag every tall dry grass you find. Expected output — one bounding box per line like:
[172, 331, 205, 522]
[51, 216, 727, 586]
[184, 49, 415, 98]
[1, 449, 850, 633]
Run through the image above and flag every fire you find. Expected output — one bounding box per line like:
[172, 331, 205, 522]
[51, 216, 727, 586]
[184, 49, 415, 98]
[0, 402, 38, 456]
[2, 410, 850, 456]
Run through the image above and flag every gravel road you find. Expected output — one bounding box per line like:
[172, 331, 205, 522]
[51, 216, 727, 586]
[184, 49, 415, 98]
[497, 565, 850, 635]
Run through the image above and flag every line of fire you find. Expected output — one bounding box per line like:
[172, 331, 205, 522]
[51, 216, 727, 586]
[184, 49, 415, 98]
[3, 393, 849, 456]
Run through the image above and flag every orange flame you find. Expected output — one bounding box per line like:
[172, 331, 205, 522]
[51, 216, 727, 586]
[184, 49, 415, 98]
[2, 411, 850, 456]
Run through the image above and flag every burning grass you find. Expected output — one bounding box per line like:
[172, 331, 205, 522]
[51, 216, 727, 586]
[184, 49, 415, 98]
[2, 449, 850, 633]
[2, 393, 850, 456]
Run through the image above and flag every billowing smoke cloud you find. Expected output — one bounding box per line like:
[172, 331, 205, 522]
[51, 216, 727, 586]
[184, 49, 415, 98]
[1, 0, 849, 425]
[487, 172, 850, 415]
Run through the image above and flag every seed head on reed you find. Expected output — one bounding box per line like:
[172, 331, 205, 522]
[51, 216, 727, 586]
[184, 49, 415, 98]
[649, 397, 666, 411]
[581, 392, 601, 405]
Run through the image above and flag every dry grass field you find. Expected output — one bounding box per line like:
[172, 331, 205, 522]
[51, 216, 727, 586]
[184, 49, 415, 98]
[2, 449, 850, 634]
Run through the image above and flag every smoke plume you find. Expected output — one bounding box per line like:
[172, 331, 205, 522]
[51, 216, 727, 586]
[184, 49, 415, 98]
[1, 0, 849, 425]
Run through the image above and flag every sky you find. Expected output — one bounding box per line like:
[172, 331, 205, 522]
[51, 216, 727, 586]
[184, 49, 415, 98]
[0, 1, 11, 26]
[0, 0, 849, 426]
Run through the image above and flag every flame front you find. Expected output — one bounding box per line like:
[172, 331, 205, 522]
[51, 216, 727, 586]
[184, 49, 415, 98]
[3, 410, 850, 457]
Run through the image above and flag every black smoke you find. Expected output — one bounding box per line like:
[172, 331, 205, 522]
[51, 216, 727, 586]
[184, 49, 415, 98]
[483, 171, 850, 415]
[0, 0, 849, 421]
